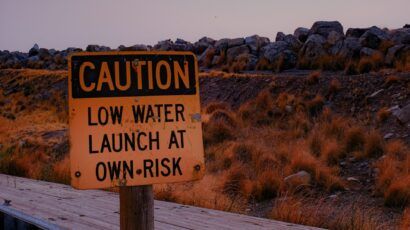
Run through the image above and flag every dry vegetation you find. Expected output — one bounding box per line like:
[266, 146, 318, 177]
[0, 69, 409, 228]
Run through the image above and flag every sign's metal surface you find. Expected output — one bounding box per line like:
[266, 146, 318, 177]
[68, 51, 204, 189]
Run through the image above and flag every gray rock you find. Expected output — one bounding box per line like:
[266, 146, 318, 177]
[359, 26, 390, 49]
[299, 34, 327, 60]
[261, 41, 289, 62]
[389, 28, 410, 44]
[198, 46, 215, 66]
[360, 47, 383, 57]
[294, 27, 310, 42]
[118, 44, 148, 51]
[347, 177, 360, 183]
[327, 31, 344, 45]
[329, 37, 361, 58]
[193, 37, 215, 54]
[369, 89, 384, 98]
[86, 44, 111, 52]
[310, 21, 343, 38]
[226, 45, 250, 62]
[28, 44, 40, 57]
[245, 35, 270, 54]
[346, 28, 369, 38]
[385, 45, 405, 65]
[275, 32, 286, 41]
[153, 39, 173, 51]
[214, 38, 245, 53]
[384, 133, 394, 139]
[282, 35, 302, 51]
[284, 171, 311, 185]
[388, 105, 400, 113]
[393, 104, 410, 124]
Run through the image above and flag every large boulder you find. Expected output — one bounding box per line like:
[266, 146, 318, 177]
[28, 44, 40, 57]
[276, 32, 302, 52]
[244, 35, 270, 54]
[260, 41, 297, 69]
[327, 31, 344, 46]
[294, 27, 310, 42]
[310, 21, 343, 38]
[153, 39, 173, 51]
[226, 45, 250, 62]
[260, 41, 289, 62]
[275, 32, 286, 42]
[385, 44, 405, 65]
[198, 46, 216, 67]
[329, 37, 361, 59]
[359, 26, 389, 49]
[214, 38, 245, 53]
[389, 28, 410, 45]
[86, 45, 111, 52]
[299, 34, 327, 60]
[118, 44, 148, 51]
[193, 37, 215, 54]
[346, 28, 369, 38]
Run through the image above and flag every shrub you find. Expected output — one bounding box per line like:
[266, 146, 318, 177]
[357, 53, 384, 73]
[208, 109, 237, 127]
[384, 176, 410, 207]
[306, 95, 325, 117]
[344, 127, 366, 153]
[321, 140, 344, 165]
[251, 171, 282, 201]
[204, 102, 229, 114]
[203, 120, 235, 145]
[363, 131, 385, 158]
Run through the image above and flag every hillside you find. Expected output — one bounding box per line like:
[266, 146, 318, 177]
[0, 68, 409, 229]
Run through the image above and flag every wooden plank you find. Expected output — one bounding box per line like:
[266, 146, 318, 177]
[120, 186, 154, 230]
[0, 174, 322, 230]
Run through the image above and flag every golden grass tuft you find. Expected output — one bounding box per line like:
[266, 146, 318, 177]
[375, 140, 410, 207]
[344, 127, 366, 153]
[362, 130, 385, 158]
[357, 53, 384, 73]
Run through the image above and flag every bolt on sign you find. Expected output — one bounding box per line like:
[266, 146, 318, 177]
[68, 51, 204, 189]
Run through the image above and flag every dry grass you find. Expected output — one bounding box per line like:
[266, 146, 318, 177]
[1, 69, 409, 228]
[375, 140, 410, 207]
[401, 208, 410, 230]
[270, 196, 384, 229]
[358, 53, 384, 73]
[376, 107, 391, 123]
[306, 71, 321, 85]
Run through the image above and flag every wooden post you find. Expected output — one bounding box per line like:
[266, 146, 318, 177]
[120, 185, 154, 230]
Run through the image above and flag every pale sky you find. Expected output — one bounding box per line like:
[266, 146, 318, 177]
[1, 0, 409, 51]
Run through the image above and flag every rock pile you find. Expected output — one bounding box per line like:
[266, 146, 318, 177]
[0, 21, 409, 72]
